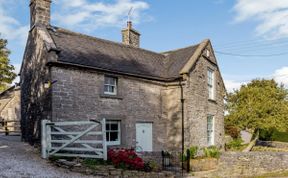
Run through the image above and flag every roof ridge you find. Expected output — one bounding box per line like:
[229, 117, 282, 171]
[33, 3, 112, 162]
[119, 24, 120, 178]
[161, 43, 200, 55]
[48, 26, 165, 57]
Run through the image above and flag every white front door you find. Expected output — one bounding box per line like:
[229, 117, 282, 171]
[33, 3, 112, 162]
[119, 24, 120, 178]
[136, 123, 153, 152]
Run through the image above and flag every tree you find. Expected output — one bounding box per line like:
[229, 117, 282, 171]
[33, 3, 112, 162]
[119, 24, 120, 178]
[226, 79, 288, 131]
[0, 38, 16, 92]
[225, 79, 288, 151]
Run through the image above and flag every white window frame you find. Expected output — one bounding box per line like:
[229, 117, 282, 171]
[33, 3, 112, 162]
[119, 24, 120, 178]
[207, 115, 215, 146]
[207, 68, 215, 100]
[106, 120, 121, 146]
[104, 76, 117, 95]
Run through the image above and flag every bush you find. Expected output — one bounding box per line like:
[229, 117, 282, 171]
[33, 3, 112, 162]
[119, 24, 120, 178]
[179, 146, 198, 161]
[259, 128, 288, 142]
[144, 160, 159, 172]
[203, 146, 220, 159]
[225, 125, 240, 139]
[188, 146, 198, 159]
[108, 148, 144, 170]
[225, 138, 244, 151]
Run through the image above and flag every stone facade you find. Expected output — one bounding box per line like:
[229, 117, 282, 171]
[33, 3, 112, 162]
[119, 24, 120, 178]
[184, 47, 225, 148]
[20, 26, 53, 143]
[48, 45, 225, 151]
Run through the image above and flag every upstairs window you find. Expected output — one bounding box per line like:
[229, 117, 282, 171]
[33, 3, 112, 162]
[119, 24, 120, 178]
[104, 76, 117, 95]
[207, 69, 215, 100]
[106, 120, 121, 145]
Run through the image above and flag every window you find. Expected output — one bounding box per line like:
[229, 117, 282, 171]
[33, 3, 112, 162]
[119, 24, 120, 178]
[104, 76, 117, 95]
[207, 69, 215, 100]
[207, 115, 214, 146]
[106, 120, 121, 145]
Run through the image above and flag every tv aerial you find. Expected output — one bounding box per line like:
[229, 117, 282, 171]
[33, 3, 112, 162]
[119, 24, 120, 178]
[128, 7, 134, 22]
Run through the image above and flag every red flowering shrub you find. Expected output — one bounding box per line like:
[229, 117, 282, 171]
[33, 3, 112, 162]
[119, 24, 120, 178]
[108, 148, 144, 170]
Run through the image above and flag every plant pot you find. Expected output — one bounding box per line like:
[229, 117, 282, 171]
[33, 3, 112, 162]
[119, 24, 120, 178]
[187, 158, 218, 172]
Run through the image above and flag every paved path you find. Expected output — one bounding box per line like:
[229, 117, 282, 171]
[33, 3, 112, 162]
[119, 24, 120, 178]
[0, 135, 95, 178]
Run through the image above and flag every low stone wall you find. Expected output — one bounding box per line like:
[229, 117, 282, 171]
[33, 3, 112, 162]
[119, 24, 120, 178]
[256, 140, 288, 149]
[210, 152, 288, 177]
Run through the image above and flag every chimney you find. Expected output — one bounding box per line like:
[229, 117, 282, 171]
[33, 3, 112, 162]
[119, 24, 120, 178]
[121, 21, 141, 48]
[30, 0, 51, 28]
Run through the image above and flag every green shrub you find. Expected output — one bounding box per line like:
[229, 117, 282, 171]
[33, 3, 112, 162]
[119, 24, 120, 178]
[179, 146, 198, 161]
[271, 131, 288, 142]
[188, 146, 198, 159]
[203, 146, 220, 159]
[225, 138, 243, 150]
[259, 128, 288, 142]
[83, 158, 107, 169]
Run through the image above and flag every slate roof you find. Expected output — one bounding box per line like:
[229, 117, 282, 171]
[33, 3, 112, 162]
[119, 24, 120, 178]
[47, 26, 201, 81]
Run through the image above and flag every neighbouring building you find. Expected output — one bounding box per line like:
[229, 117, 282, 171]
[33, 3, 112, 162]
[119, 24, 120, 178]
[21, 0, 226, 151]
[0, 85, 21, 134]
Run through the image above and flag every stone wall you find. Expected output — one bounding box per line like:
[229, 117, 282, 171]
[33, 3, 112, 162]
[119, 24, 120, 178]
[210, 152, 288, 177]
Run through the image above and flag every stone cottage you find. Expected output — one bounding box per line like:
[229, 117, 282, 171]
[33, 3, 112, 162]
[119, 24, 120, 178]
[0, 85, 21, 134]
[21, 0, 226, 151]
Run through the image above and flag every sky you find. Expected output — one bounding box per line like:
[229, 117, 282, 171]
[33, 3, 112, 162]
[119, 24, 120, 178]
[0, 0, 287, 92]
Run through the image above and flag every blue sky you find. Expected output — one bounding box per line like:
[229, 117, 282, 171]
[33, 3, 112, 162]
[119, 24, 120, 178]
[0, 0, 287, 91]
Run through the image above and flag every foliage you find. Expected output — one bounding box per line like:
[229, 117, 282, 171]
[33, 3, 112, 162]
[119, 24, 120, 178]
[225, 138, 245, 151]
[144, 160, 159, 172]
[188, 146, 198, 159]
[181, 146, 220, 160]
[179, 146, 198, 161]
[108, 148, 144, 170]
[259, 128, 288, 142]
[225, 125, 241, 139]
[83, 158, 107, 169]
[203, 146, 220, 159]
[0, 38, 16, 92]
[225, 79, 288, 133]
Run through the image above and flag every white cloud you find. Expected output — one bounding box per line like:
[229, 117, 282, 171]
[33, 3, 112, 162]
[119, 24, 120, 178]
[224, 80, 245, 92]
[53, 0, 150, 30]
[0, 1, 29, 44]
[273, 66, 288, 87]
[233, 0, 288, 39]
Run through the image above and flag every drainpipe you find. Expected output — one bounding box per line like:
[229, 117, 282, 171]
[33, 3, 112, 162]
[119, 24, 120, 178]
[179, 78, 185, 173]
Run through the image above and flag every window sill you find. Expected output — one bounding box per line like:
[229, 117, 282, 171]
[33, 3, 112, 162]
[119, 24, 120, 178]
[100, 94, 123, 100]
[208, 99, 217, 104]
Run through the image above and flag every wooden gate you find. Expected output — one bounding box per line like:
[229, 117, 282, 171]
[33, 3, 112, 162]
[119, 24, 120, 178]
[0, 120, 21, 135]
[41, 119, 107, 160]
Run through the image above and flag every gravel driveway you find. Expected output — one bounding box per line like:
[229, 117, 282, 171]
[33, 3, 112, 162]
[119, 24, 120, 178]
[0, 135, 96, 178]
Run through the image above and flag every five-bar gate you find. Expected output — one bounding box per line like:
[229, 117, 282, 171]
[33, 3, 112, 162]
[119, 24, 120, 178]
[41, 119, 107, 160]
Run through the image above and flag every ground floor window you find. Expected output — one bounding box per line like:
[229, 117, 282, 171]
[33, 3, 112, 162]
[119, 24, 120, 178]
[207, 115, 215, 146]
[106, 120, 121, 145]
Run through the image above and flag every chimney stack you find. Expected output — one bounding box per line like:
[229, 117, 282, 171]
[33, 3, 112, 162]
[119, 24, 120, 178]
[121, 21, 140, 48]
[30, 0, 51, 28]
